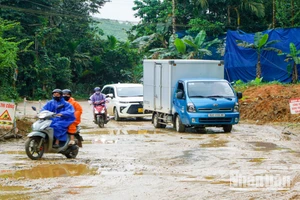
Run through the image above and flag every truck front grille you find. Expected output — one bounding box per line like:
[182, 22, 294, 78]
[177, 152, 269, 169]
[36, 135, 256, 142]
[198, 108, 232, 112]
[199, 118, 232, 123]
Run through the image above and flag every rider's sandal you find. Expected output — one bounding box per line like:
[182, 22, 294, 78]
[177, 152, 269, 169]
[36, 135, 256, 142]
[68, 140, 75, 146]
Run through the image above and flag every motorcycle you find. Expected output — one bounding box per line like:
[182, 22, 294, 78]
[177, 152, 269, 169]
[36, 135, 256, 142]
[93, 100, 110, 128]
[25, 106, 83, 160]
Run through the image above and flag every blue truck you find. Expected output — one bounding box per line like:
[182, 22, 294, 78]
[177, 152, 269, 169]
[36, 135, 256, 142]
[143, 59, 242, 133]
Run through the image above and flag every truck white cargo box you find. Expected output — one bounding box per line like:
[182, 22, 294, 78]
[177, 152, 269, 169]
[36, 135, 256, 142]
[143, 59, 224, 114]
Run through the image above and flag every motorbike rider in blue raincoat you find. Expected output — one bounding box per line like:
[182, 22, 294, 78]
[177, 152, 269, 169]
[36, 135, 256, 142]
[41, 89, 75, 148]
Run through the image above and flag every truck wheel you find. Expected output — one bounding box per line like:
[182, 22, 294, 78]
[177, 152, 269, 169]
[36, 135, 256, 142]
[114, 108, 120, 121]
[175, 115, 185, 132]
[153, 113, 161, 128]
[223, 125, 232, 133]
[153, 113, 167, 128]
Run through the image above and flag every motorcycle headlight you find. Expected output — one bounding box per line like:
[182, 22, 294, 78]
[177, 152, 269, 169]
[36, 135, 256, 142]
[101, 110, 105, 113]
[187, 102, 196, 112]
[234, 102, 239, 112]
[95, 111, 99, 114]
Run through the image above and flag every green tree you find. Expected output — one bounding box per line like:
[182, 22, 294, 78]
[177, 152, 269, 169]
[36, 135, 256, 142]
[237, 32, 281, 78]
[226, 0, 265, 28]
[0, 18, 32, 99]
[278, 42, 300, 83]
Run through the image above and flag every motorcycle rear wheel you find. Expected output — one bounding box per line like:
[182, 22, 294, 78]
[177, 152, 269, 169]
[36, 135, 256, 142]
[25, 137, 44, 160]
[64, 145, 79, 159]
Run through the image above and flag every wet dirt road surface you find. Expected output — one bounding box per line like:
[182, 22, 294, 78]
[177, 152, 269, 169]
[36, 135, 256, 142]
[0, 101, 300, 200]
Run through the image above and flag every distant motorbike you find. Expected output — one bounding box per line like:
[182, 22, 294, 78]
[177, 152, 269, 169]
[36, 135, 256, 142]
[93, 100, 110, 128]
[25, 106, 83, 160]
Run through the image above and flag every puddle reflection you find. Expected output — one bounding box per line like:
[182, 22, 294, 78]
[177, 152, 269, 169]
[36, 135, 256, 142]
[0, 164, 98, 179]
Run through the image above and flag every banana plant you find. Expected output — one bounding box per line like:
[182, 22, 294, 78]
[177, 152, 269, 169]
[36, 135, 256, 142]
[236, 32, 281, 78]
[174, 30, 220, 59]
[278, 42, 300, 83]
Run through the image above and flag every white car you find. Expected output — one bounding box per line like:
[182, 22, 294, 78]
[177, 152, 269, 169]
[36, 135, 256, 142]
[101, 83, 152, 121]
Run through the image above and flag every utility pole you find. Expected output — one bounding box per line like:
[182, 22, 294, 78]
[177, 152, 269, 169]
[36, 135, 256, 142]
[272, 0, 276, 28]
[172, 0, 176, 36]
[292, 0, 294, 26]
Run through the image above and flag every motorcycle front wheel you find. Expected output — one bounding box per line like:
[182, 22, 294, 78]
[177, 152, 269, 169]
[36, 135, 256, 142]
[97, 115, 105, 128]
[25, 136, 44, 160]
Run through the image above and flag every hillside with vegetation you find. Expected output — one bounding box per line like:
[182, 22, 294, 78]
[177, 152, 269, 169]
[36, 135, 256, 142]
[92, 18, 135, 41]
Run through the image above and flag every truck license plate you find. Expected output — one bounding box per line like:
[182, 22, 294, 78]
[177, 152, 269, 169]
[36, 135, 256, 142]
[138, 108, 143, 113]
[208, 113, 225, 117]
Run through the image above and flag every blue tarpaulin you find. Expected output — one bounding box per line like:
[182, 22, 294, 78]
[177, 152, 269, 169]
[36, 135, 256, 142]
[224, 28, 300, 83]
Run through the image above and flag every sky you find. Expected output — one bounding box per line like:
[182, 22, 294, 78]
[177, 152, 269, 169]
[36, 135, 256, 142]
[92, 0, 140, 22]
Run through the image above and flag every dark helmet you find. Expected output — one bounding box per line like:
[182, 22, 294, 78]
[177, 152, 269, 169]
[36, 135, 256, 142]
[94, 87, 101, 92]
[52, 89, 62, 96]
[62, 89, 72, 96]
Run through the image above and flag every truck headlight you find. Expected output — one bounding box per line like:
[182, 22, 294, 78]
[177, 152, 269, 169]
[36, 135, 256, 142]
[187, 102, 196, 112]
[234, 103, 239, 112]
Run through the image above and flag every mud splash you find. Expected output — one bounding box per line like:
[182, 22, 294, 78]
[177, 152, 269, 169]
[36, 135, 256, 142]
[0, 164, 98, 179]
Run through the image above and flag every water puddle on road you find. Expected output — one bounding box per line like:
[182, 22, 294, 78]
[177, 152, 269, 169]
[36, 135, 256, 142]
[85, 129, 165, 135]
[0, 185, 30, 191]
[0, 164, 98, 179]
[248, 142, 279, 151]
[0, 151, 25, 155]
[248, 158, 265, 163]
[0, 193, 31, 200]
[200, 139, 228, 148]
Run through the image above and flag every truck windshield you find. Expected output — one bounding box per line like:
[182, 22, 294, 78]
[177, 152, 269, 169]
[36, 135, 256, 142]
[117, 87, 143, 97]
[187, 81, 235, 98]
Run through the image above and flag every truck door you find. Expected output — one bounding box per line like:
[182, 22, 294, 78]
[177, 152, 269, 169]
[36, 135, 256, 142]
[173, 81, 189, 124]
[154, 63, 162, 110]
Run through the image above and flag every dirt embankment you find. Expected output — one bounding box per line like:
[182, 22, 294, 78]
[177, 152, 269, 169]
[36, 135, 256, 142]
[240, 84, 300, 124]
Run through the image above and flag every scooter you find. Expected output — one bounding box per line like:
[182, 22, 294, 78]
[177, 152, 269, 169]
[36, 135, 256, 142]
[25, 106, 83, 160]
[93, 100, 110, 128]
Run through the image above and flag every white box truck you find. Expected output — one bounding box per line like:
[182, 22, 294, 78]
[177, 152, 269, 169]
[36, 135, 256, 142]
[143, 59, 242, 133]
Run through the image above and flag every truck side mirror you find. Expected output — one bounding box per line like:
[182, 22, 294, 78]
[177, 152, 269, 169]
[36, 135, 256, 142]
[176, 91, 184, 99]
[237, 92, 243, 99]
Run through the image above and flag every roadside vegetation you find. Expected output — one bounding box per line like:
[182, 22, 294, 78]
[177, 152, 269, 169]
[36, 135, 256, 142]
[0, 0, 300, 101]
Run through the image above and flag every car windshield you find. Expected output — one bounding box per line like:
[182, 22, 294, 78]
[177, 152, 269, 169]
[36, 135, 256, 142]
[116, 86, 143, 97]
[187, 81, 235, 97]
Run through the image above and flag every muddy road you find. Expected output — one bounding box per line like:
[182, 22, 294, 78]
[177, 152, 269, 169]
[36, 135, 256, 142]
[0, 101, 300, 200]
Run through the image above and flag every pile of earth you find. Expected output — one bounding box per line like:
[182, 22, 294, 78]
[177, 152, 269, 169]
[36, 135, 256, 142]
[239, 84, 300, 124]
[0, 118, 33, 141]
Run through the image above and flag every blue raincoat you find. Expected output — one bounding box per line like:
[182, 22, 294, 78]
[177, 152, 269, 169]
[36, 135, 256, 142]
[41, 97, 75, 141]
